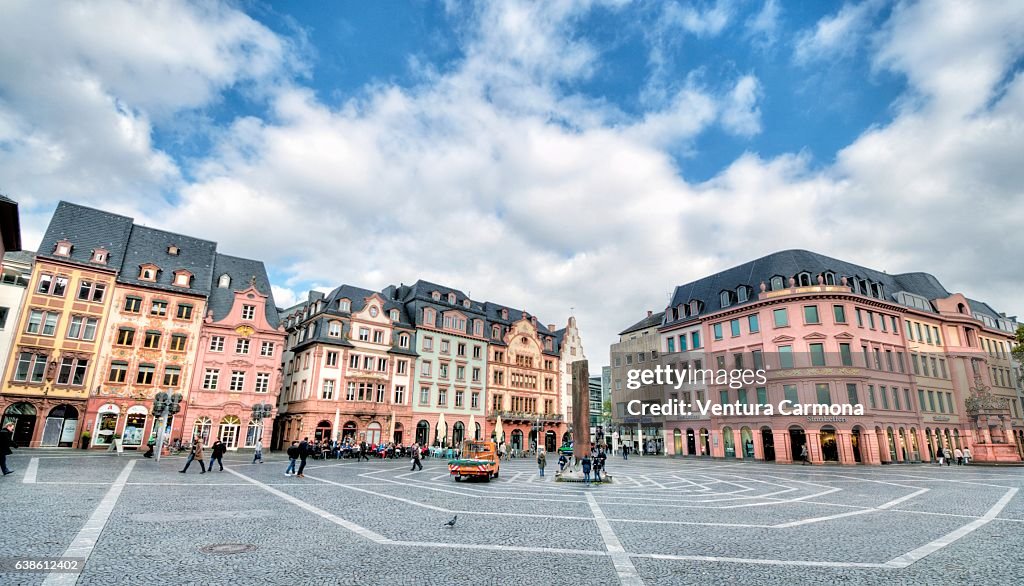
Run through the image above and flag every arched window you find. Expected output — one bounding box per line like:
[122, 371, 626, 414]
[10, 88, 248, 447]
[342, 421, 357, 442]
[736, 286, 748, 303]
[432, 291, 441, 301]
[824, 272, 835, 285]
[415, 420, 430, 445]
[447, 293, 455, 304]
[798, 272, 811, 287]
[689, 300, 699, 315]
[770, 276, 784, 291]
[218, 274, 231, 288]
[389, 309, 399, 321]
[192, 416, 212, 445]
[219, 415, 241, 448]
[245, 420, 263, 447]
[720, 291, 731, 308]
[366, 422, 382, 445]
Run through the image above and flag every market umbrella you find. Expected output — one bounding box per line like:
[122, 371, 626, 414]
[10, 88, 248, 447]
[468, 414, 477, 441]
[437, 412, 447, 446]
[494, 415, 504, 444]
[332, 408, 340, 441]
[388, 411, 396, 443]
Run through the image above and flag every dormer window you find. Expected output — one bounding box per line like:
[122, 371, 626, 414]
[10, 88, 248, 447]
[432, 291, 441, 301]
[501, 309, 508, 320]
[770, 276, 784, 291]
[463, 299, 471, 309]
[90, 248, 108, 265]
[797, 272, 812, 287]
[54, 239, 73, 257]
[493, 325, 501, 338]
[389, 309, 399, 321]
[447, 293, 455, 304]
[690, 300, 699, 315]
[339, 299, 351, 312]
[167, 245, 180, 256]
[218, 274, 231, 288]
[172, 270, 193, 288]
[139, 264, 159, 282]
[824, 272, 836, 286]
[736, 286, 748, 303]
[720, 291, 731, 308]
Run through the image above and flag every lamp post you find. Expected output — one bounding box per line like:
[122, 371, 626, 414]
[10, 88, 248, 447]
[251, 402, 273, 452]
[151, 392, 182, 462]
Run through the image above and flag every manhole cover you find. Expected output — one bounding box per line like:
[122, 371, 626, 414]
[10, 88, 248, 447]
[198, 543, 258, 555]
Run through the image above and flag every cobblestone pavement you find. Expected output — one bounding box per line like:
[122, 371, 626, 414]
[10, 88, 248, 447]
[1, 450, 1023, 585]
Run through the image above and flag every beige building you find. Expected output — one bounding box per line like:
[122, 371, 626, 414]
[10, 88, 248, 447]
[610, 310, 666, 454]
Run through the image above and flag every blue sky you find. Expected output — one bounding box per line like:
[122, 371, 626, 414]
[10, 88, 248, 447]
[1, 0, 1023, 359]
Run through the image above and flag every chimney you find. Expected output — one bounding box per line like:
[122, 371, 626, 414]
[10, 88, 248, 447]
[647, 310, 653, 317]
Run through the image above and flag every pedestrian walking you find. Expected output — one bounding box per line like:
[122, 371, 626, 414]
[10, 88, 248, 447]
[537, 450, 546, 477]
[954, 447, 963, 466]
[179, 440, 206, 474]
[937, 446, 945, 465]
[284, 441, 299, 476]
[963, 447, 971, 465]
[598, 450, 607, 479]
[360, 440, 370, 462]
[582, 455, 592, 485]
[943, 447, 952, 466]
[297, 437, 310, 478]
[253, 441, 264, 464]
[1, 422, 16, 476]
[411, 443, 423, 471]
[208, 439, 226, 471]
[800, 444, 810, 465]
[622, 445, 629, 460]
[593, 454, 603, 482]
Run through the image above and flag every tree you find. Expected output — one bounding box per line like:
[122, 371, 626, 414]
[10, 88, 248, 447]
[602, 399, 612, 426]
[1012, 324, 1024, 362]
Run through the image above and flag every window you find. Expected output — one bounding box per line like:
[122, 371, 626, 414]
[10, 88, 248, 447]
[892, 388, 901, 410]
[437, 389, 447, 406]
[108, 361, 128, 383]
[13, 352, 47, 383]
[911, 354, 920, 375]
[56, 357, 89, 386]
[748, 314, 759, 333]
[373, 330, 384, 344]
[779, 345, 793, 369]
[260, 341, 275, 357]
[67, 316, 98, 341]
[393, 385, 406, 404]
[773, 308, 789, 327]
[241, 305, 256, 320]
[756, 387, 768, 405]
[116, 327, 135, 346]
[730, 319, 741, 337]
[713, 323, 723, 340]
[395, 360, 407, 376]
[439, 363, 449, 379]
[891, 316, 899, 334]
[139, 266, 157, 281]
[455, 390, 464, 407]
[236, 338, 250, 354]
[230, 371, 246, 391]
[868, 312, 876, 329]
[324, 351, 338, 367]
[867, 385, 876, 409]
[421, 361, 432, 376]
[667, 338, 675, 353]
[678, 335, 687, 351]
[880, 386, 890, 409]
[783, 384, 798, 403]
[809, 343, 825, 366]
[203, 369, 220, 390]
[815, 383, 831, 405]
[176, 304, 193, 320]
[471, 391, 480, 409]
[691, 331, 701, 348]
[218, 274, 231, 288]
[804, 305, 820, 324]
[472, 366, 481, 382]
[322, 380, 335, 400]
[420, 386, 430, 405]
[26, 309, 59, 336]
[918, 389, 927, 411]
[720, 390, 729, 405]
[210, 336, 225, 352]
[151, 300, 168, 316]
[77, 281, 106, 303]
[440, 339, 450, 354]
[752, 350, 764, 371]
[456, 365, 465, 381]
[137, 364, 155, 385]
[839, 343, 852, 366]
[143, 331, 161, 349]
[37, 274, 68, 297]
[846, 383, 859, 405]
[378, 357, 388, 372]
[885, 350, 894, 372]
[771, 276, 784, 291]
[737, 286, 748, 303]
[255, 372, 270, 393]
[163, 366, 182, 387]
[124, 296, 142, 313]
[170, 334, 187, 352]
[720, 291, 731, 308]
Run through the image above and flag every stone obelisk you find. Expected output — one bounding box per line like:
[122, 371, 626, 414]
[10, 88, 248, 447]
[571, 360, 590, 460]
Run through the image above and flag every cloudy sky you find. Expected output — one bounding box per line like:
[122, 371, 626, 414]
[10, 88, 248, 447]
[1, 0, 1022, 367]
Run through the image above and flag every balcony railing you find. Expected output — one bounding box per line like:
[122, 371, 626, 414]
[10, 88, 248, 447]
[487, 410, 563, 423]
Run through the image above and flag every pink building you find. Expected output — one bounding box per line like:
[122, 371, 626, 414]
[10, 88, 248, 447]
[641, 250, 1021, 465]
[181, 255, 284, 451]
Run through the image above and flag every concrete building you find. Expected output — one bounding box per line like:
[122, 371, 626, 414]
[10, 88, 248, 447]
[610, 310, 666, 455]
[654, 249, 1020, 464]
[554, 315, 585, 431]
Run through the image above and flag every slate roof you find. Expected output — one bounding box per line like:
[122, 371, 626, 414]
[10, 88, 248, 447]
[2, 250, 35, 265]
[209, 253, 281, 328]
[619, 311, 666, 336]
[661, 249, 1007, 328]
[38, 201, 133, 269]
[117, 225, 216, 297]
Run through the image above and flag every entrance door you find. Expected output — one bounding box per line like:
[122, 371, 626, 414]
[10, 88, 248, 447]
[41, 405, 79, 448]
[673, 429, 682, 455]
[761, 428, 775, 461]
[851, 429, 862, 463]
[686, 429, 695, 455]
[220, 425, 239, 449]
[789, 428, 807, 463]
[2, 402, 37, 445]
[545, 431, 556, 452]
[820, 429, 839, 462]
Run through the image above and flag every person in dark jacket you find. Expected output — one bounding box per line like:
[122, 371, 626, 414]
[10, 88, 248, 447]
[284, 441, 300, 476]
[1, 423, 17, 475]
[359, 440, 370, 462]
[411, 443, 423, 471]
[297, 437, 310, 478]
[208, 439, 226, 471]
[582, 455, 592, 485]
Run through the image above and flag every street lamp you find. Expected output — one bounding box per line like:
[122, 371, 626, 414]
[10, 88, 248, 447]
[251, 403, 273, 451]
[151, 392, 182, 462]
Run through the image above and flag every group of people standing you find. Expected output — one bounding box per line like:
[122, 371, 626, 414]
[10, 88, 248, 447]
[179, 438, 228, 474]
[550, 447, 608, 485]
[937, 446, 971, 466]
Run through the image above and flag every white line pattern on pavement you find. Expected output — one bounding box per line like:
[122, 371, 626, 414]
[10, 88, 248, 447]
[42, 460, 135, 586]
[586, 493, 645, 586]
[23, 457, 38, 484]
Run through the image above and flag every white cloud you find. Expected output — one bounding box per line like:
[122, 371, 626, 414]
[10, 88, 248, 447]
[662, 0, 734, 37]
[793, 0, 883, 64]
[720, 75, 763, 137]
[745, 0, 781, 46]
